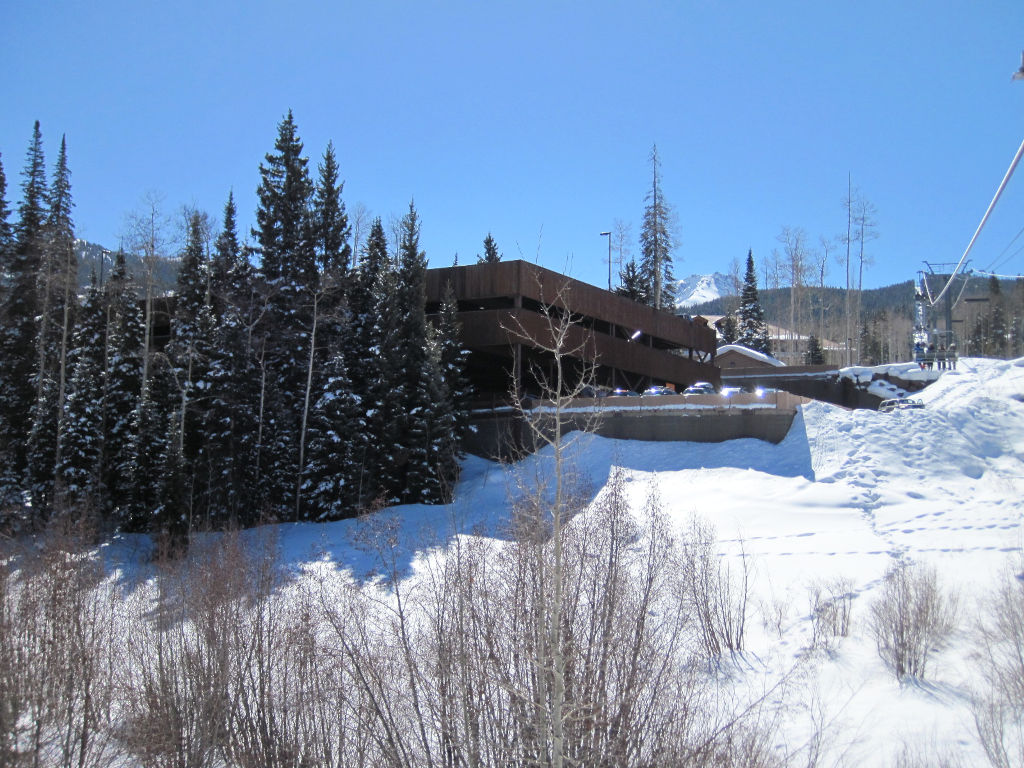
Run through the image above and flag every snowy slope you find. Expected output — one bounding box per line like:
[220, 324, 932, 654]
[673, 271, 734, 309]
[97, 357, 1023, 765]
[235, 357, 1024, 766]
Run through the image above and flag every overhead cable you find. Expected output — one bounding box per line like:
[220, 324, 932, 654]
[928, 134, 1024, 307]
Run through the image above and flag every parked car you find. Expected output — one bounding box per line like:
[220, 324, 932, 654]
[608, 387, 640, 397]
[878, 397, 925, 413]
[683, 381, 716, 395]
[643, 385, 675, 396]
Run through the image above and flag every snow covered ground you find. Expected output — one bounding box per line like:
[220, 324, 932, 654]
[103, 356, 1024, 765]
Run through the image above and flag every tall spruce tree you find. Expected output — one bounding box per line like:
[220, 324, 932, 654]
[392, 203, 457, 504]
[26, 136, 78, 513]
[719, 313, 739, 344]
[254, 110, 315, 289]
[312, 140, 351, 276]
[1011, 278, 1024, 357]
[294, 140, 353, 520]
[166, 212, 215, 525]
[988, 275, 1007, 357]
[478, 232, 501, 263]
[804, 334, 825, 365]
[102, 250, 144, 524]
[615, 257, 649, 304]
[253, 111, 316, 515]
[58, 272, 106, 509]
[0, 152, 12, 277]
[210, 190, 244, 308]
[302, 347, 362, 519]
[639, 144, 675, 310]
[349, 218, 397, 506]
[737, 249, 772, 354]
[206, 194, 260, 524]
[436, 280, 472, 455]
[47, 137, 77, 469]
[0, 122, 48, 505]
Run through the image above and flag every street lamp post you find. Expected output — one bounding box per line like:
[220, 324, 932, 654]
[600, 231, 612, 291]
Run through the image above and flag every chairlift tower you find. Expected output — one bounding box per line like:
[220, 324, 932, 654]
[918, 262, 971, 349]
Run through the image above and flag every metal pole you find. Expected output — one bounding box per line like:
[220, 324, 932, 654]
[600, 231, 612, 291]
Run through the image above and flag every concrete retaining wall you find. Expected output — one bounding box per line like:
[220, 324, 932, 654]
[465, 402, 801, 460]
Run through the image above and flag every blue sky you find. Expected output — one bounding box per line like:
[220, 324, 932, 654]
[2, 0, 1023, 291]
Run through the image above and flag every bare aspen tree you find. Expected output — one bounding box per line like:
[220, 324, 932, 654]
[853, 194, 878, 363]
[125, 192, 173, 398]
[776, 227, 811, 362]
[816, 236, 833, 351]
[841, 176, 854, 365]
[350, 202, 370, 269]
[504, 275, 599, 768]
[296, 289, 320, 519]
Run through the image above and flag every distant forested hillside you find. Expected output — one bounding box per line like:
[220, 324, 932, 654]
[689, 281, 917, 325]
[75, 239, 179, 292]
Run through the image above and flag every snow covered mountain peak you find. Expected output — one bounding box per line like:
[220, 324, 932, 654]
[673, 272, 735, 309]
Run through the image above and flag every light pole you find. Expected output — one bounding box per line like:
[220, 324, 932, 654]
[600, 231, 612, 291]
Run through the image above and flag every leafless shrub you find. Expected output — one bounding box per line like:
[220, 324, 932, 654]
[971, 555, 1024, 768]
[121, 526, 352, 768]
[891, 740, 965, 768]
[683, 517, 750, 658]
[323, 462, 790, 768]
[120, 531, 245, 768]
[0, 516, 121, 767]
[760, 591, 792, 640]
[870, 562, 957, 680]
[808, 576, 855, 652]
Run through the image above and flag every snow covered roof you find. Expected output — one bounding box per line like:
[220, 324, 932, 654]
[716, 343, 786, 367]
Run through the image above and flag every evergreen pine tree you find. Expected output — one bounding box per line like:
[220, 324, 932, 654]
[381, 204, 430, 503]
[312, 141, 351, 275]
[26, 136, 78, 514]
[1011, 278, 1024, 357]
[392, 203, 454, 504]
[478, 232, 501, 263]
[347, 217, 390, 392]
[349, 218, 398, 506]
[132, 348, 176, 531]
[203, 190, 261, 524]
[615, 258, 650, 304]
[0, 152, 12, 275]
[153, 420, 189, 549]
[254, 110, 315, 289]
[166, 212, 215, 525]
[102, 250, 144, 524]
[58, 272, 106, 510]
[25, 370, 59, 514]
[719, 313, 739, 345]
[804, 334, 825, 365]
[420, 328, 459, 503]
[970, 312, 989, 357]
[988, 275, 1007, 357]
[25, 135, 78, 518]
[436, 280, 472, 455]
[639, 144, 675, 310]
[0, 122, 48, 504]
[737, 249, 772, 354]
[210, 190, 244, 309]
[253, 111, 316, 515]
[303, 347, 362, 520]
[46, 136, 77, 469]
